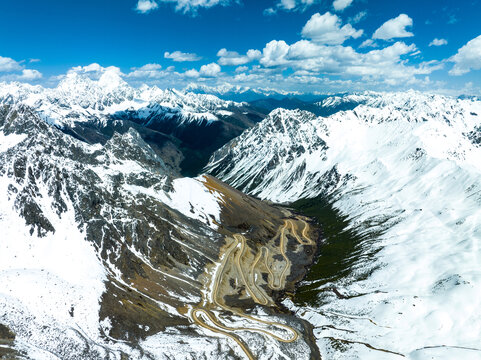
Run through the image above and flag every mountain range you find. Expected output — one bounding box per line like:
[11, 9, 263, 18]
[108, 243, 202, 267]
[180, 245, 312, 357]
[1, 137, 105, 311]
[1, 78, 481, 360]
[205, 90, 481, 359]
[0, 71, 265, 176]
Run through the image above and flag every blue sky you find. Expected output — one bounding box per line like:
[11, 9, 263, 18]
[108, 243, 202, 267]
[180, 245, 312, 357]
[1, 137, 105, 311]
[0, 0, 480, 94]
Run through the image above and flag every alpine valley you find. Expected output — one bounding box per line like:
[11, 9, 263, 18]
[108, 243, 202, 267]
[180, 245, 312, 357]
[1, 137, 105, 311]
[1, 73, 481, 360]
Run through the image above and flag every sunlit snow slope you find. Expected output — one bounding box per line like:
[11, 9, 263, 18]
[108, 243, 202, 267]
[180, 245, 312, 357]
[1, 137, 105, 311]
[206, 91, 481, 359]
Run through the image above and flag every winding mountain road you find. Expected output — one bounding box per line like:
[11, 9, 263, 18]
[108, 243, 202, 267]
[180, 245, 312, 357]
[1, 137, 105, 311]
[190, 218, 315, 359]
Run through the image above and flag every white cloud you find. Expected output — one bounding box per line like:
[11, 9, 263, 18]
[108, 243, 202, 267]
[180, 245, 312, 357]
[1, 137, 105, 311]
[185, 62, 222, 78]
[135, 0, 159, 13]
[449, 35, 481, 76]
[0, 68, 43, 82]
[0, 56, 23, 72]
[17, 69, 42, 80]
[264, 0, 320, 15]
[332, 0, 353, 12]
[164, 51, 201, 62]
[429, 38, 448, 47]
[184, 69, 200, 78]
[301, 12, 363, 45]
[217, 48, 261, 65]
[235, 65, 249, 72]
[278, 0, 317, 10]
[156, 0, 232, 14]
[70, 63, 103, 73]
[29, 58, 41, 63]
[360, 39, 377, 48]
[66, 63, 124, 80]
[287, 40, 324, 60]
[373, 14, 414, 40]
[260, 40, 290, 67]
[200, 62, 221, 76]
[257, 36, 440, 87]
[0, 55, 42, 82]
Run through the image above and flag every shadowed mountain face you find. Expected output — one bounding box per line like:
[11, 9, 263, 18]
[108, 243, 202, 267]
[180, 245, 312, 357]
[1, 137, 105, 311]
[111, 102, 265, 177]
[0, 103, 320, 359]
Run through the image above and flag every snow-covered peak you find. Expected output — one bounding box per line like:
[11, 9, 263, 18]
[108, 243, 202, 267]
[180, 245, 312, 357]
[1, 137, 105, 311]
[57, 72, 95, 92]
[0, 73, 246, 127]
[316, 90, 477, 118]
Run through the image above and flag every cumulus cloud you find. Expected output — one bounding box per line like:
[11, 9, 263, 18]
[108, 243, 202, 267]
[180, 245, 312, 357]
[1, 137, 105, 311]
[65, 63, 124, 81]
[0, 55, 42, 82]
[332, 0, 353, 12]
[235, 65, 249, 72]
[185, 62, 221, 78]
[217, 48, 261, 65]
[301, 12, 363, 45]
[128, 63, 171, 79]
[360, 39, 377, 48]
[200, 62, 221, 76]
[0, 69, 43, 82]
[229, 40, 439, 91]
[260, 40, 290, 67]
[257, 36, 440, 87]
[429, 38, 448, 47]
[156, 0, 232, 14]
[164, 51, 201, 62]
[184, 69, 200, 78]
[0, 56, 23, 72]
[278, 0, 316, 10]
[373, 14, 414, 40]
[135, 0, 159, 13]
[449, 35, 481, 75]
[264, 0, 320, 15]
[17, 69, 42, 80]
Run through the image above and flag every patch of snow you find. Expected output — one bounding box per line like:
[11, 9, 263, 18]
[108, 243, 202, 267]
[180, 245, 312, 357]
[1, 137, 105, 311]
[0, 132, 27, 152]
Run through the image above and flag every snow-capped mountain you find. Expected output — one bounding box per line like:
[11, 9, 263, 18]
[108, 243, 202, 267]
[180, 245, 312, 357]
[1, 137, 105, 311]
[0, 71, 243, 127]
[0, 102, 318, 359]
[206, 91, 481, 359]
[313, 92, 372, 116]
[185, 83, 303, 102]
[0, 71, 265, 176]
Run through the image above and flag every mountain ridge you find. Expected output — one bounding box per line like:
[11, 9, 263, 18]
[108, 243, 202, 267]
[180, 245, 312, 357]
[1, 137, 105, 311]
[205, 91, 481, 358]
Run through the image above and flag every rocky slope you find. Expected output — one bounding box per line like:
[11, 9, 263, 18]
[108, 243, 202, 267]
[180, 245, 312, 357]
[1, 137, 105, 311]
[206, 91, 481, 359]
[0, 103, 319, 359]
